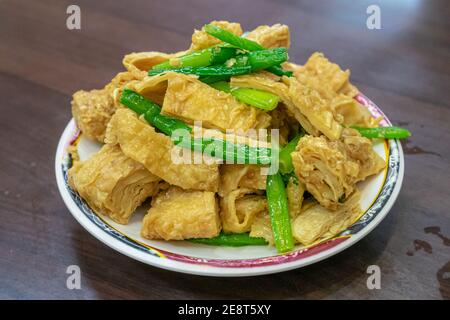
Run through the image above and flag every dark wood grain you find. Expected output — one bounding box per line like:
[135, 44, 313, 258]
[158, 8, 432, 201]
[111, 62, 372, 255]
[0, 0, 449, 300]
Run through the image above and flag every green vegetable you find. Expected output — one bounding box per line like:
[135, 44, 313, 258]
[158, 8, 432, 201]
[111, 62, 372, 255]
[197, 75, 233, 84]
[204, 24, 265, 51]
[209, 81, 279, 110]
[208, 80, 232, 93]
[148, 65, 252, 83]
[176, 136, 271, 165]
[188, 232, 268, 247]
[351, 126, 411, 139]
[266, 65, 293, 77]
[229, 87, 279, 111]
[279, 134, 303, 174]
[120, 89, 272, 165]
[281, 171, 299, 186]
[233, 48, 288, 72]
[119, 88, 160, 117]
[266, 172, 294, 253]
[151, 46, 237, 71]
[204, 23, 293, 77]
[148, 113, 192, 136]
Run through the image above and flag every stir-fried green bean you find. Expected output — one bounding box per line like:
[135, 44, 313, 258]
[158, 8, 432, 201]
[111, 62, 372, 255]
[148, 113, 193, 136]
[204, 23, 292, 77]
[151, 46, 237, 71]
[279, 134, 303, 174]
[209, 81, 279, 110]
[233, 48, 288, 72]
[149, 64, 251, 77]
[119, 88, 160, 117]
[208, 80, 232, 93]
[204, 24, 265, 51]
[188, 233, 268, 247]
[230, 87, 279, 111]
[352, 126, 411, 139]
[148, 47, 287, 83]
[175, 136, 271, 165]
[266, 65, 293, 77]
[266, 172, 294, 253]
[120, 89, 272, 165]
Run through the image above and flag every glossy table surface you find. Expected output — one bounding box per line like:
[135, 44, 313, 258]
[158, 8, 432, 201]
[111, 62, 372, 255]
[0, 0, 449, 299]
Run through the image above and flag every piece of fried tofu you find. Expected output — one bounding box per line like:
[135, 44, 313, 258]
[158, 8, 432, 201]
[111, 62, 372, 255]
[294, 52, 359, 100]
[122, 51, 184, 80]
[141, 187, 221, 240]
[190, 21, 243, 51]
[292, 191, 361, 245]
[219, 164, 267, 196]
[231, 72, 319, 136]
[220, 188, 266, 233]
[68, 144, 161, 224]
[291, 129, 385, 210]
[71, 89, 114, 142]
[246, 24, 290, 49]
[105, 108, 220, 192]
[161, 73, 271, 132]
[71, 72, 137, 142]
[287, 78, 343, 140]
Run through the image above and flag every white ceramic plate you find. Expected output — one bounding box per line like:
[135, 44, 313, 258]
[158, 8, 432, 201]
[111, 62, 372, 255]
[55, 93, 404, 277]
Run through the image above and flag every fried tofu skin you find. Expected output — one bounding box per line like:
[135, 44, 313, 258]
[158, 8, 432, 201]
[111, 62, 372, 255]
[231, 72, 344, 140]
[332, 95, 381, 128]
[105, 108, 220, 192]
[291, 129, 385, 210]
[68, 144, 161, 224]
[340, 128, 387, 179]
[249, 211, 274, 245]
[123, 51, 186, 80]
[287, 78, 343, 140]
[231, 72, 319, 136]
[293, 52, 380, 127]
[286, 179, 305, 219]
[219, 164, 267, 196]
[129, 72, 172, 105]
[247, 24, 290, 49]
[295, 52, 358, 100]
[141, 187, 221, 240]
[190, 21, 243, 51]
[162, 73, 271, 132]
[218, 164, 267, 233]
[292, 191, 361, 245]
[72, 72, 138, 142]
[220, 188, 267, 233]
[72, 89, 114, 142]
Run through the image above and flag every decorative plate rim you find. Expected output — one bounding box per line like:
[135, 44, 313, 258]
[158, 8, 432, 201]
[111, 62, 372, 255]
[55, 93, 404, 277]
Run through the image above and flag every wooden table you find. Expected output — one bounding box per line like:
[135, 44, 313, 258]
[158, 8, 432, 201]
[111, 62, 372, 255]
[1, 0, 449, 300]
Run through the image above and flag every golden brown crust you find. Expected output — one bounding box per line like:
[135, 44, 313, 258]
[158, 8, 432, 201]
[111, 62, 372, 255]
[141, 187, 221, 240]
[105, 108, 220, 192]
[291, 131, 385, 210]
[292, 191, 361, 245]
[247, 24, 290, 49]
[68, 144, 160, 224]
[190, 21, 243, 51]
[220, 188, 266, 233]
[71, 71, 138, 142]
[162, 73, 271, 132]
